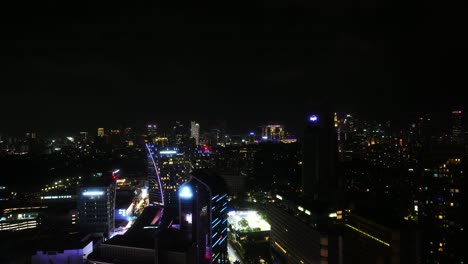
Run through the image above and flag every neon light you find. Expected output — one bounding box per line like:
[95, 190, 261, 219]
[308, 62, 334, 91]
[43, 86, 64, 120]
[216, 194, 227, 202]
[146, 144, 165, 205]
[179, 186, 193, 199]
[249, 132, 255, 135]
[211, 194, 219, 201]
[211, 252, 220, 262]
[219, 236, 227, 245]
[82, 191, 104, 196]
[113, 169, 120, 174]
[212, 236, 222, 247]
[212, 218, 219, 224]
[345, 224, 390, 247]
[212, 232, 218, 238]
[159, 150, 177, 155]
[275, 241, 287, 254]
[220, 207, 227, 212]
[222, 227, 227, 233]
[212, 221, 220, 229]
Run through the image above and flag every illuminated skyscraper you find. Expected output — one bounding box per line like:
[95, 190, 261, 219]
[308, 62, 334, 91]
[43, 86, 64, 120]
[146, 123, 158, 137]
[158, 150, 191, 205]
[170, 121, 186, 147]
[77, 171, 118, 237]
[178, 170, 228, 264]
[146, 143, 165, 206]
[191, 121, 200, 146]
[450, 110, 463, 144]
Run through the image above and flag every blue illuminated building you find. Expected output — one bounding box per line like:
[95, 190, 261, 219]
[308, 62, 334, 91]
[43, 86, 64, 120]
[178, 170, 228, 264]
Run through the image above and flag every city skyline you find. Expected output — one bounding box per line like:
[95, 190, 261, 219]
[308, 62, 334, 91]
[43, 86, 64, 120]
[1, 2, 467, 134]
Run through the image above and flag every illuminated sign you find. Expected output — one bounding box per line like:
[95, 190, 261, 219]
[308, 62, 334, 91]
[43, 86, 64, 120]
[160, 150, 177, 155]
[82, 191, 104, 196]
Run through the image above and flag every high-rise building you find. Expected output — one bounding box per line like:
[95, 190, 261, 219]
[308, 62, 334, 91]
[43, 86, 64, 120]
[77, 172, 118, 237]
[418, 145, 465, 263]
[146, 143, 165, 206]
[170, 121, 187, 147]
[158, 151, 191, 205]
[450, 110, 463, 144]
[97, 128, 105, 137]
[302, 112, 338, 206]
[146, 123, 158, 137]
[178, 170, 228, 264]
[191, 121, 200, 146]
[80, 131, 88, 141]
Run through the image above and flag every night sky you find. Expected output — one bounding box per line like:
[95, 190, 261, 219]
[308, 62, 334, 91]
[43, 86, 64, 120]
[1, 1, 466, 134]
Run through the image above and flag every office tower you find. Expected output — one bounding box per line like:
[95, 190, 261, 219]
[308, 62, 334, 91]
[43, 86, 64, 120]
[248, 132, 256, 144]
[170, 121, 187, 147]
[267, 194, 338, 264]
[261, 125, 285, 141]
[80, 131, 88, 141]
[414, 114, 433, 146]
[158, 150, 191, 205]
[419, 145, 465, 263]
[146, 143, 165, 206]
[146, 123, 158, 137]
[179, 170, 228, 264]
[302, 112, 338, 205]
[450, 110, 463, 144]
[191, 121, 200, 146]
[98, 127, 105, 137]
[77, 171, 118, 237]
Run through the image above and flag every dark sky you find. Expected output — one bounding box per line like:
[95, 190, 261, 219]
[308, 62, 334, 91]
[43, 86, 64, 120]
[1, 1, 466, 135]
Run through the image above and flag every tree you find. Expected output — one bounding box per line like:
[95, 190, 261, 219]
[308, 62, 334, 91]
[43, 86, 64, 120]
[239, 218, 249, 229]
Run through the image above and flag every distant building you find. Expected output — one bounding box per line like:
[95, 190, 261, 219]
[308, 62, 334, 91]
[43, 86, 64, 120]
[146, 123, 158, 137]
[261, 125, 285, 141]
[80, 131, 88, 141]
[170, 121, 187, 147]
[77, 173, 118, 237]
[191, 121, 200, 146]
[97, 128, 105, 137]
[450, 110, 463, 144]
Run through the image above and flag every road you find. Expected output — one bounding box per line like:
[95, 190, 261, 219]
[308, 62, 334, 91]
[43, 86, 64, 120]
[228, 240, 243, 264]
